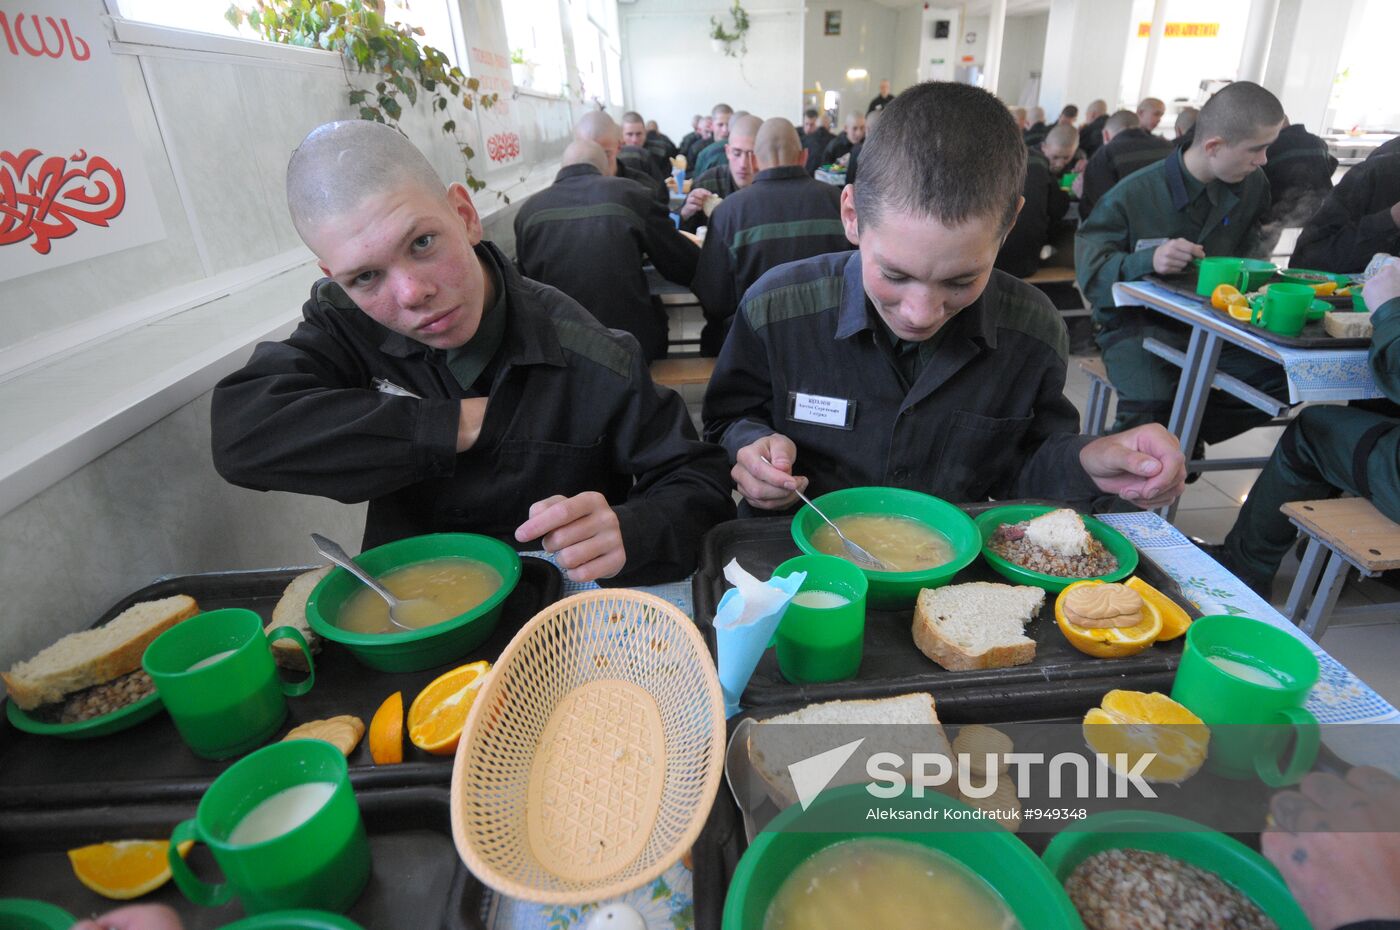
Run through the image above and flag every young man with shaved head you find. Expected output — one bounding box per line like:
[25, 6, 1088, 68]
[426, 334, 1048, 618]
[1136, 97, 1166, 135]
[1077, 81, 1289, 445]
[678, 113, 761, 232]
[1039, 122, 1082, 184]
[1078, 99, 1110, 157]
[691, 117, 852, 355]
[1078, 109, 1172, 220]
[692, 104, 735, 176]
[799, 107, 833, 176]
[211, 121, 733, 584]
[867, 79, 894, 114]
[1023, 106, 1048, 146]
[513, 140, 698, 363]
[576, 110, 667, 205]
[821, 111, 865, 168]
[618, 110, 670, 180]
[703, 83, 1186, 514]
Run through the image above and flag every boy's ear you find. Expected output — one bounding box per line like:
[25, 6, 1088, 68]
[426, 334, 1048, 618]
[840, 184, 860, 245]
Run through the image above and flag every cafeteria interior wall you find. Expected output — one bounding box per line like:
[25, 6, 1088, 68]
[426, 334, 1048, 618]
[1037, 0, 1133, 119]
[802, 0, 899, 124]
[890, 5, 923, 94]
[0, 391, 367, 675]
[618, 0, 805, 139]
[995, 12, 1049, 106]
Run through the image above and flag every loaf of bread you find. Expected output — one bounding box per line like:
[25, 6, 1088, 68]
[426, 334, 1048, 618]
[912, 582, 1044, 671]
[748, 693, 952, 808]
[2, 595, 200, 710]
[1324, 310, 1373, 339]
[266, 566, 329, 671]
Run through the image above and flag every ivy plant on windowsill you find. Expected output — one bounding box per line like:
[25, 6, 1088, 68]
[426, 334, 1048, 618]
[709, 0, 750, 58]
[225, 0, 498, 193]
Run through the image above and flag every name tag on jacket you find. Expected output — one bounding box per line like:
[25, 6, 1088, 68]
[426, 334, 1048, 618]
[788, 391, 855, 430]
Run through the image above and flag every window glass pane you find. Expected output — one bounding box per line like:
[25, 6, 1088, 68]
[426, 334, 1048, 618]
[503, 0, 567, 95]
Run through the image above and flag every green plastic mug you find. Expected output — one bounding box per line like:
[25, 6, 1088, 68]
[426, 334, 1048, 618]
[168, 739, 370, 915]
[772, 554, 867, 684]
[143, 608, 314, 760]
[1196, 257, 1277, 296]
[1170, 616, 1320, 786]
[1251, 283, 1313, 336]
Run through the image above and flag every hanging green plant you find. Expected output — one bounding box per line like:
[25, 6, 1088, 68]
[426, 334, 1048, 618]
[225, 0, 498, 192]
[709, 1, 750, 58]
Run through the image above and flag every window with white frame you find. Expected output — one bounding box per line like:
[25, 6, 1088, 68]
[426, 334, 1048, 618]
[502, 0, 568, 96]
[568, 0, 622, 107]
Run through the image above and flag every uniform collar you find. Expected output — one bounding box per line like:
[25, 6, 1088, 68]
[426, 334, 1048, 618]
[555, 163, 602, 182]
[753, 165, 807, 183]
[1164, 146, 1207, 211]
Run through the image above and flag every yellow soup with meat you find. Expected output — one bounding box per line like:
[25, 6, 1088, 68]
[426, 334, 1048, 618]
[811, 513, 952, 572]
[336, 557, 502, 634]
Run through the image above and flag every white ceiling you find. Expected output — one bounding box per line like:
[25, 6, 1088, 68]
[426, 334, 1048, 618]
[867, 0, 1052, 12]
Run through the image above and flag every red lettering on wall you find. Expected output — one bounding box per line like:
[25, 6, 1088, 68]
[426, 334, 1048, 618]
[0, 12, 91, 61]
[0, 148, 127, 255]
[485, 133, 520, 163]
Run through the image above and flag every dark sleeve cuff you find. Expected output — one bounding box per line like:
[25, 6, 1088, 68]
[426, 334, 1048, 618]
[1360, 207, 1400, 241]
[719, 418, 775, 463]
[1122, 246, 1158, 282]
[416, 397, 462, 478]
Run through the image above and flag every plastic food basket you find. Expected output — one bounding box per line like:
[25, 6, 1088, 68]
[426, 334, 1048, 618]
[451, 589, 726, 904]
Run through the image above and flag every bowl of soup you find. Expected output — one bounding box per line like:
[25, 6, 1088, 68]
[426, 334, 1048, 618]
[306, 533, 522, 672]
[789, 487, 980, 609]
[723, 785, 1080, 930]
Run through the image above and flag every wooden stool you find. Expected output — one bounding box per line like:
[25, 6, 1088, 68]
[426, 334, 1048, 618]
[650, 356, 716, 388]
[1077, 356, 1115, 437]
[1280, 498, 1400, 640]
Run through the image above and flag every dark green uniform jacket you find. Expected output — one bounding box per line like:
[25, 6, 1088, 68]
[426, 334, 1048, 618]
[513, 164, 698, 362]
[693, 140, 727, 177]
[691, 165, 850, 356]
[701, 251, 1100, 507]
[1079, 115, 1109, 158]
[619, 144, 666, 183]
[683, 134, 712, 170]
[210, 242, 734, 585]
[1079, 128, 1174, 220]
[821, 133, 853, 167]
[1024, 122, 1048, 147]
[998, 149, 1071, 278]
[1076, 146, 1271, 324]
[799, 127, 833, 175]
[1261, 123, 1336, 229]
[618, 161, 667, 205]
[1291, 153, 1400, 273]
[867, 94, 895, 114]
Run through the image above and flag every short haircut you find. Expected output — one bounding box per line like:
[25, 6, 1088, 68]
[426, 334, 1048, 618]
[1028, 106, 1045, 123]
[1086, 99, 1108, 119]
[561, 139, 607, 173]
[1060, 104, 1079, 120]
[286, 120, 444, 241]
[1194, 81, 1284, 145]
[1137, 96, 1165, 114]
[754, 117, 801, 169]
[803, 107, 819, 119]
[712, 103, 734, 118]
[1104, 109, 1140, 137]
[844, 111, 865, 131]
[728, 114, 762, 144]
[621, 111, 644, 125]
[1176, 107, 1199, 137]
[576, 110, 620, 145]
[853, 81, 1026, 233]
[1043, 122, 1078, 151]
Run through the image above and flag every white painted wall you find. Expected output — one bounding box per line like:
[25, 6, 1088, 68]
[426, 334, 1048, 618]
[995, 12, 1048, 105]
[918, 6, 963, 83]
[891, 5, 924, 94]
[1039, 0, 1133, 118]
[618, 0, 805, 136]
[803, 0, 899, 120]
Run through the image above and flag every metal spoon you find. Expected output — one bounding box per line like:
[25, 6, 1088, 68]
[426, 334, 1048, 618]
[759, 457, 889, 571]
[309, 533, 441, 631]
[724, 718, 761, 843]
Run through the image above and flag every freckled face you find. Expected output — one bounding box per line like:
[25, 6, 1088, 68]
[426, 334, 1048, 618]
[839, 186, 1018, 343]
[305, 182, 490, 351]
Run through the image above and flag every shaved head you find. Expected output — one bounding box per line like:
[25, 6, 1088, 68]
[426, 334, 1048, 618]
[754, 117, 801, 169]
[1086, 99, 1108, 120]
[1044, 122, 1077, 149]
[1028, 106, 1045, 124]
[1042, 122, 1079, 173]
[286, 120, 445, 242]
[576, 110, 620, 145]
[730, 114, 762, 143]
[1195, 80, 1284, 146]
[561, 139, 607, 173]
[1104, 109, 1139, 139]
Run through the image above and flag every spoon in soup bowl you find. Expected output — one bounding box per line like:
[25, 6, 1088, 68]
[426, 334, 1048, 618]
[758, 457, 890, 571]
[310, 533, 450, 631]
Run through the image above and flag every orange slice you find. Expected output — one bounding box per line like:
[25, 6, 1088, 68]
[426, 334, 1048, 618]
[1083, 690, 1209, 783]
[67, 839, 194, 900]
[1125, 577, 1192, 640]
[1210, 283, 1243, 311]
[1227, 303, 1254, 322]
[1312, 280, 1338, 296]
[408, 660, 491, 755]
[369, 691, 404, 765]
[1055, 580, 1162, 658]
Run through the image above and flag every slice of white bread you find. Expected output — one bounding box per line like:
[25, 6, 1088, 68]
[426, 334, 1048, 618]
[266, 566, 330, 671]
[2, 595, 199, 710]
[1024, 508, 1089, 556]
[1325, 309, 1372, 339]
[748, 693, 953, 808]
[912, 582, 1044, 671]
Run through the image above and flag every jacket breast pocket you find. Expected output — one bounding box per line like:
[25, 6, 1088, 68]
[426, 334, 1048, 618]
[495, 437, 617, 507]
[933, 411, 1035, 500]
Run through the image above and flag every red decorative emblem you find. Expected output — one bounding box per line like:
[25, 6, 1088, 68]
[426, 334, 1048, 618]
[486, 132, 521, 163]
[0, 149, 127, 255]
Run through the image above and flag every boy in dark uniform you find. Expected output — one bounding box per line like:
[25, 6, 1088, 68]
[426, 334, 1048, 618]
[1076, 81, 1288, 442]
[1078, 110, 1173, 220]
[1078, 99, 1109, 158]
[575, 111, 667, 205]
[692, 118, 851, 355]
[799, 107, 833, 175]
[1291, 153, 1400, 274]
[211, 121, 733, 584]
[1260, 120, 1337, 246]
[513, 141, 698, 363]
[702, 83, 1186, 513]
[677, 115, 760, 232]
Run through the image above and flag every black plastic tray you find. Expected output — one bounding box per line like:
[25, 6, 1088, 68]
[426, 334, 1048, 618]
[691, 507, 1199, 712]
[0, 559, 561, 809]
[1147, 274, 1369, 349]
[0, 785, 482, 928]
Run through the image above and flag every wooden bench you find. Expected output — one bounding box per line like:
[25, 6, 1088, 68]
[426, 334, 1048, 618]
[650, 356, 716, 388]
[1025, 266, 1078, 285]
[1077, 356, 1114, 436]
[1280, 498, 1400, 639]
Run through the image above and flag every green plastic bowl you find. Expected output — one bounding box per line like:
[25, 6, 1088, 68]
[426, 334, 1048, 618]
[306, 533, 521, 672]
[724, 785, 1082, 929]
[1276, 267, 1345, 288]
[790, 487, 980, 610]
[220, 911, 366, 930]
[0, 898, 76, 930]
[1306, 299, 1330, 322]
[1042, 810, 1311, 930]
[975, 504, 1138, 592]
[1354, 291, 1369, 313]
